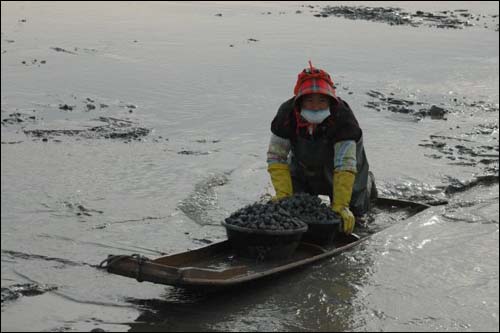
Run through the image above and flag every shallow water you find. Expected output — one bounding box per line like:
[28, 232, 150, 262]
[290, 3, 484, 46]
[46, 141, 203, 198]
[1, 1, 499, 332]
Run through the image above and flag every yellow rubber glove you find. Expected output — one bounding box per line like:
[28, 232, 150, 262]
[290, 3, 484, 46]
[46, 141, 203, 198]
[268, 163, 293, 201]
[331, 170, 356, 234]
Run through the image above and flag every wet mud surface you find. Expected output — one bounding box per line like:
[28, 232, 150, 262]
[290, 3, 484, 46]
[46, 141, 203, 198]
[220, 5, 499, 47]
[364, 88, 498, 205]
[379, 173, 499, 207]
[419, 123, 499, 170]
[178, 173, 232, 226]
[1, 1, 498, 332]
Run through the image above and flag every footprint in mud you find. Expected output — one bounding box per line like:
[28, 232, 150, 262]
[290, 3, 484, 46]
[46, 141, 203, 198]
[62, 202, 104, 217]
[40, 201, 104, 218]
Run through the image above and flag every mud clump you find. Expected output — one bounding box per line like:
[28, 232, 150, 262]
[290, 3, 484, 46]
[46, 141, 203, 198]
[1, 112, 37, 125]
[23, 117, 150, 142]
[419, 122, 499, 172]
[63, 202, 104, 217]
[20, 58, 47, 67]
[58, 104, 74, 111]
[468, 123, 499, 136]
[50, 46, 77, 55]
[315, 6, 497, 30]
[429, 105, 447, 119]
[365, 90, 450, 120]
[195, 139, 220, 144]
[1, 283, 57, 304]
[317, 6, 416, 26]
[177, 150, 210, 156]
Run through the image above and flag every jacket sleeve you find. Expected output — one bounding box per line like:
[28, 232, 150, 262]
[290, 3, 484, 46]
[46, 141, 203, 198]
[329, 98, 362, 143]
[267, 134, 291, 165]
[334, 140, 357, 173]
[271, 98, 295, 139]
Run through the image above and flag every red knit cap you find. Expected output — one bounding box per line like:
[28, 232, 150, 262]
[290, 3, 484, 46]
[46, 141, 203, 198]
[293, 61, 337, 103]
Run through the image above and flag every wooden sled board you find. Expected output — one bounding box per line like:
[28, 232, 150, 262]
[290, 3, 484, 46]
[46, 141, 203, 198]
[102, 235, 363, 288]
[101, 197, 430, 288]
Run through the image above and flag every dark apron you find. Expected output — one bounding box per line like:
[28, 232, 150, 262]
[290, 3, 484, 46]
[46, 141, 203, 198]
[289, 134, 375, 216]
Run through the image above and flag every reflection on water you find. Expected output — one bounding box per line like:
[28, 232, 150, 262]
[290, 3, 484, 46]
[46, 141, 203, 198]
[126, 254, 369, 332]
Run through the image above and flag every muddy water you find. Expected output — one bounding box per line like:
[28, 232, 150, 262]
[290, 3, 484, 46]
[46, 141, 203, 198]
[1, 1, 498, 332]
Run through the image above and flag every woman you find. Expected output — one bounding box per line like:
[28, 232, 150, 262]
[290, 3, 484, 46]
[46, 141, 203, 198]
[267, 62, 376, 234]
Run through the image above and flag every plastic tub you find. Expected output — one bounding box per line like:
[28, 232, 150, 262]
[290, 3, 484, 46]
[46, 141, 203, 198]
[301, 218, 342, 245]
[221, 221, 308, 261]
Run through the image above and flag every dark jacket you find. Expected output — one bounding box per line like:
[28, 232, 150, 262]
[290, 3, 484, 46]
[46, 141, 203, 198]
[270, 97, 362, 144]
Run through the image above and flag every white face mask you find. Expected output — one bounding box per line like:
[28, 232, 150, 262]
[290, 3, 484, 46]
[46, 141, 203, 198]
[300, 108, 330, 124]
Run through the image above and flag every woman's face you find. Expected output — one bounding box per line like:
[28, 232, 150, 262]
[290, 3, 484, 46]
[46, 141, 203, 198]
[301, 93, 330, 110]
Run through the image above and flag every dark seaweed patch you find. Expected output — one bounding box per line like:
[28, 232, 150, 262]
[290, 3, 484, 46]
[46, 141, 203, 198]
[313, 6, 498, 31]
